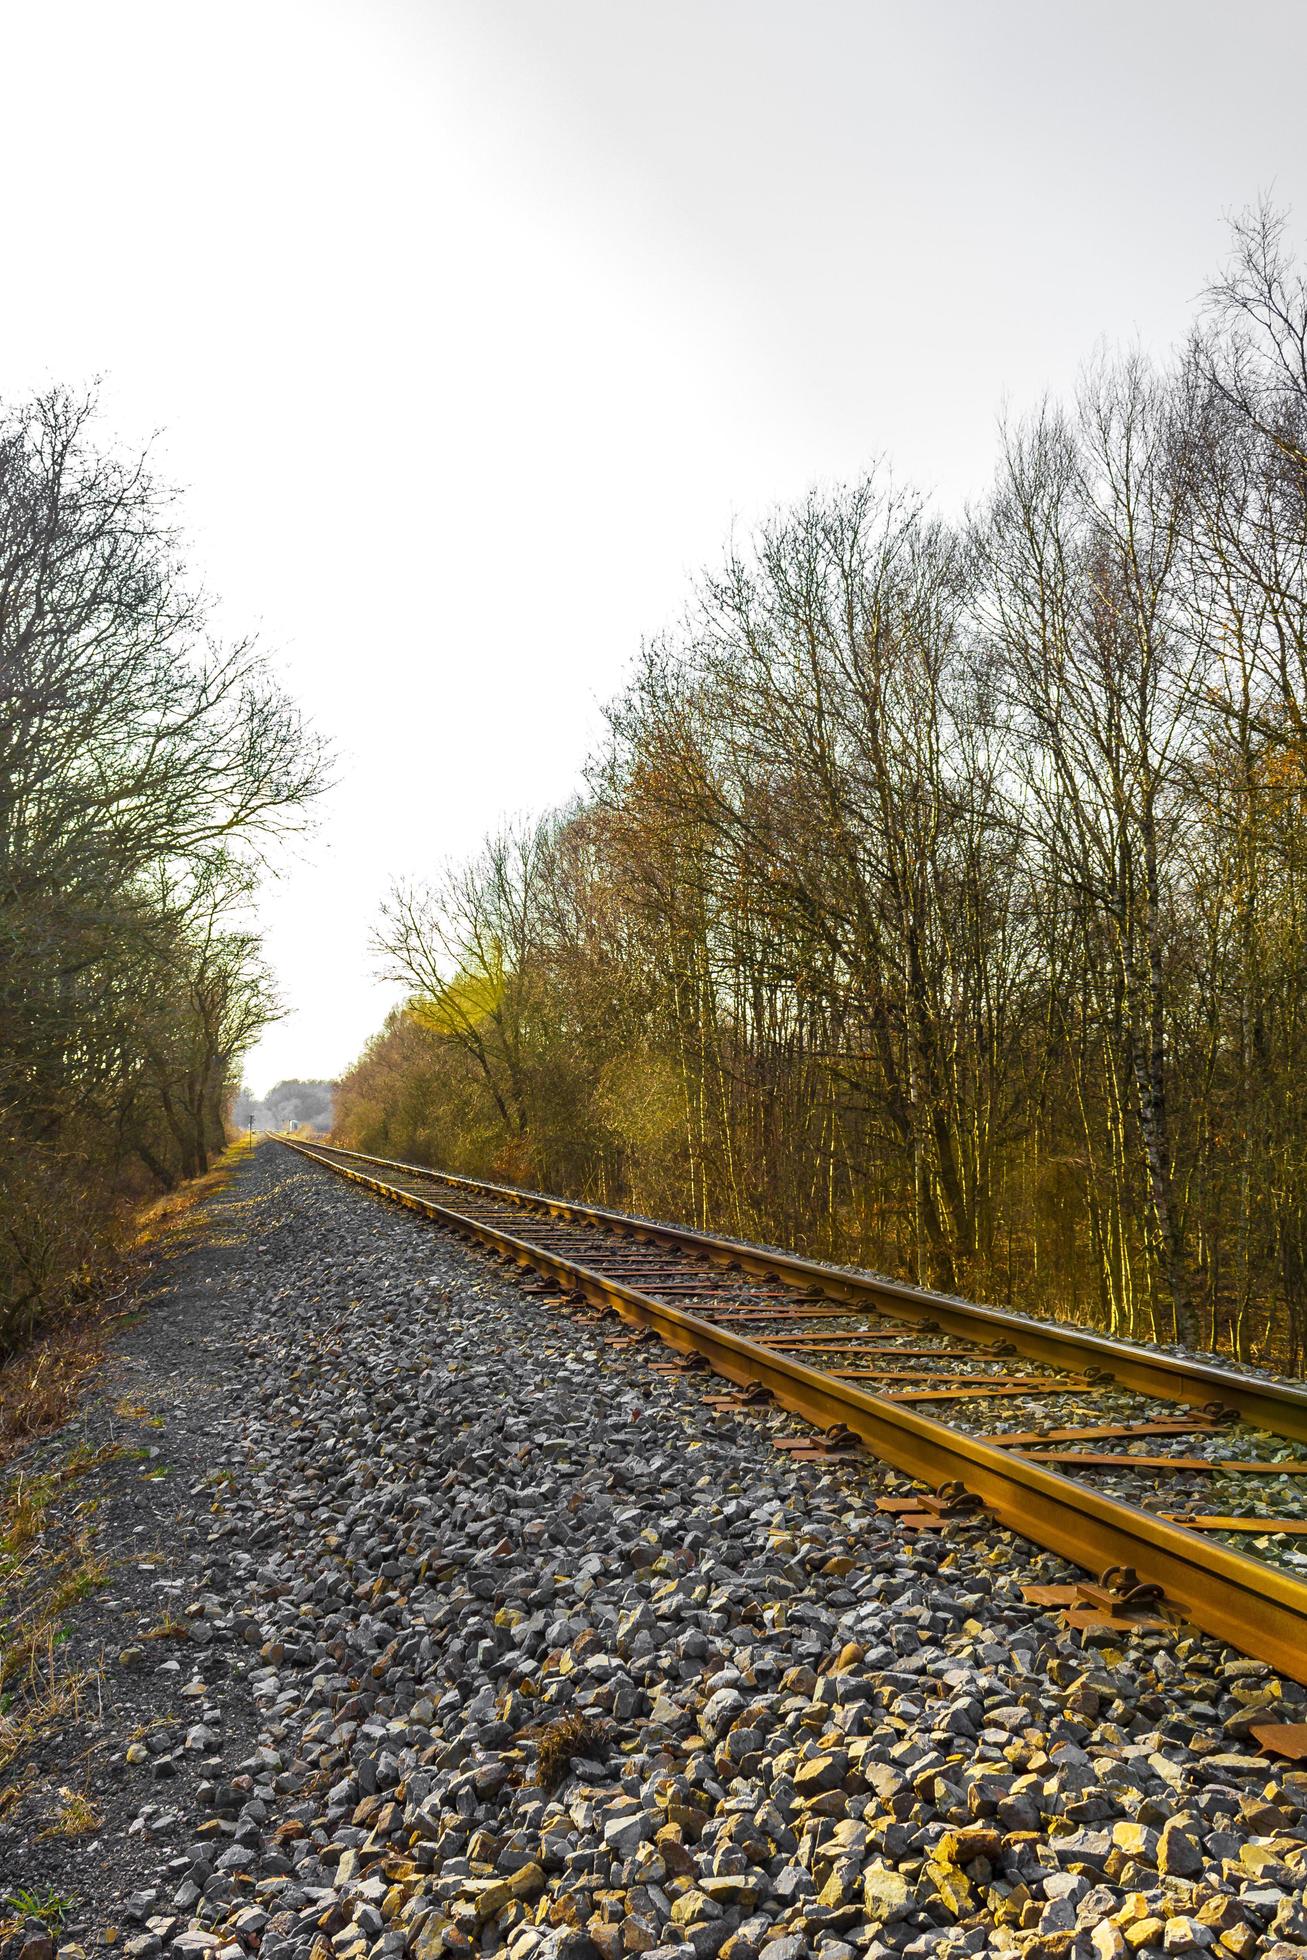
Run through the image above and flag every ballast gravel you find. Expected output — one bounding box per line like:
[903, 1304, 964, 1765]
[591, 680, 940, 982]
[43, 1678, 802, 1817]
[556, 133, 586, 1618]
[300, 1150, 1307, 1583]
[4, 1146, 1307, 1960]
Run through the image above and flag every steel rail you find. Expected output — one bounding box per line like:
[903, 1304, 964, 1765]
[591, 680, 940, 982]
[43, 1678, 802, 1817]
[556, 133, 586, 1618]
[286, 1138, 1307, 1445]
[277, 1136, 1307, 1685]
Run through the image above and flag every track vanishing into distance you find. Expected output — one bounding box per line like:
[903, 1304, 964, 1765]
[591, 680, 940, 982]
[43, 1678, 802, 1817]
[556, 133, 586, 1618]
[277, 1137, 1307, 1695]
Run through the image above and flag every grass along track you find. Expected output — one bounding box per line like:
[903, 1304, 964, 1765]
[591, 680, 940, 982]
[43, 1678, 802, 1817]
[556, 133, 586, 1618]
[276, 1137, 1307, 1689]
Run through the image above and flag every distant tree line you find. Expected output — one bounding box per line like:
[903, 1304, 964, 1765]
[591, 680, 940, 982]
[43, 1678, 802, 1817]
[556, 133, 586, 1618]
[0, 388, 321, 1351]
[336, 205, 1307, 1368]
[233, 1079, 336, 1132]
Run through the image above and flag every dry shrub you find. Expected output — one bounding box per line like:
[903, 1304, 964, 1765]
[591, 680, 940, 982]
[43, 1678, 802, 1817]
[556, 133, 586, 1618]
[0, 1136, 247, 1467]
[0, 1133, 119, 1357]
[535, 1712, 606, 1791]
[37, 1785, 103, 1839]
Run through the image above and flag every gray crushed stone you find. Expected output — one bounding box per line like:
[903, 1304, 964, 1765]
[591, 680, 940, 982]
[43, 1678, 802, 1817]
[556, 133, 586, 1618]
[5, 1145, 1306, 1960]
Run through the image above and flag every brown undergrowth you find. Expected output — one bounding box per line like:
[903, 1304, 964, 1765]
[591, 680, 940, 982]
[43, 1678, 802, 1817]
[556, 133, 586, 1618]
[0, 1137, 254, 1470]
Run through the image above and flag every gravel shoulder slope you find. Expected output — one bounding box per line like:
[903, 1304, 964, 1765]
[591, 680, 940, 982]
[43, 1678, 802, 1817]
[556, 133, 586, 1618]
[3, 1145, 1306, 1960]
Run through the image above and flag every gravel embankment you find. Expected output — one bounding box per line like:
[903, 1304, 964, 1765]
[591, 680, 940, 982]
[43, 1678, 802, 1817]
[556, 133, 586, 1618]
[4, 1145, 1306, 1960]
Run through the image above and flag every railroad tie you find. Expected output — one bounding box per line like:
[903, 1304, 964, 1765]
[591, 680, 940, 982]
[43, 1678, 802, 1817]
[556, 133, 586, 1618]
[878, 1380, 1097, 1402]
[988, 1420, 1225, 1447]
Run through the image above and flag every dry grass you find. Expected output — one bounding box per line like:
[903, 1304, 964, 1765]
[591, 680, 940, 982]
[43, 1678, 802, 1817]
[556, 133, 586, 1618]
[47, 1539, 109, 1615]
[132, 1141, 250, 1254]
[2, 1472, 47, 1554]
[37, 1783, 103, 1839]
[0, 1547, 107, 1697]
[0, 1442, 126, 1579]
[0, 1622, 102, 1774]
[535, 1712, 606, 1791]
[0, 1443, 114, 1780]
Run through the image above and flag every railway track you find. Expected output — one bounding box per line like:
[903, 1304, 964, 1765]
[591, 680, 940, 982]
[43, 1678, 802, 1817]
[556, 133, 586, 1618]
[276, 1136, 1307, 1692]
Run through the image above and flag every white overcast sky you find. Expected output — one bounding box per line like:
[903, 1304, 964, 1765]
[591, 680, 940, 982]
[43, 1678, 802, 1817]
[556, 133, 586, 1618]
[4, 0, 1305, 1095]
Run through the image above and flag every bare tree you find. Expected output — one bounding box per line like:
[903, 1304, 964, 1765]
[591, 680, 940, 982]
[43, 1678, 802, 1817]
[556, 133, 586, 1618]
[0, 386, 323, 1345]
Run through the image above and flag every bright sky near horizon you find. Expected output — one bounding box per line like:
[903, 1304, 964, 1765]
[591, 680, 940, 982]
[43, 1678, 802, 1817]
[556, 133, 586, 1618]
[4, 1, 1306, 1096]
